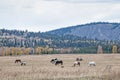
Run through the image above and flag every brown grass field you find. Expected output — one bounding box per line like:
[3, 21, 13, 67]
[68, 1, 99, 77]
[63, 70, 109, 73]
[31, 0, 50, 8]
[0, 54, 120, 80]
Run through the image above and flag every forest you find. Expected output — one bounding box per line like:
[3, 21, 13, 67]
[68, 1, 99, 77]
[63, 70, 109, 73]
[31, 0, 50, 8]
[0, 29, 119, 56]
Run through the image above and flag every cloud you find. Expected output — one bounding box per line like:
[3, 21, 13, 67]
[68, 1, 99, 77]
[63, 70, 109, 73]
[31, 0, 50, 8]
[0, 0, 120, 32]
[44, 0, 120, 3]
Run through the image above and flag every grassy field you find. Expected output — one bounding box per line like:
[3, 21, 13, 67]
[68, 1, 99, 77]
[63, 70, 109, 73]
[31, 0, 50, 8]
[0, 54, 120, 80]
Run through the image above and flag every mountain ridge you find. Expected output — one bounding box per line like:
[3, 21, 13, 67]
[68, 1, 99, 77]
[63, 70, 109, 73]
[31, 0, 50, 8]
[46, 22, 120, 40]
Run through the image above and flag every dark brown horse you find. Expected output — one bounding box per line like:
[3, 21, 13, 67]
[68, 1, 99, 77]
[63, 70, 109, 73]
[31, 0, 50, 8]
[55, 60, 63, 65]
[76, 58, 83, 61]
[15, 59, 21, 63]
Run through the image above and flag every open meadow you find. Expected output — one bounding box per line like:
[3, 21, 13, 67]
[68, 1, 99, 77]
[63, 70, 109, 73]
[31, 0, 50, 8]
[0, 54, 120, 80]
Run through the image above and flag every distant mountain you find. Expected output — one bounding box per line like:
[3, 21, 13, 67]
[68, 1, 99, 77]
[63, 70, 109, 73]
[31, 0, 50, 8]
[47, 22, 120, 40]
[0, 22, 120, 48]
[0, 23, 120, 54]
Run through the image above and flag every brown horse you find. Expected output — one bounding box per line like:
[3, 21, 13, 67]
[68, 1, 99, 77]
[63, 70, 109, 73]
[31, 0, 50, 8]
[15, 59, 21, 63]
[76, 58, 83, 61]
[55, 60, 63, 65]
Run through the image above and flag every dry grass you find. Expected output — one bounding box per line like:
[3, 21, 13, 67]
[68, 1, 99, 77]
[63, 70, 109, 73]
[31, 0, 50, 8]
[0, 54, 120, 80]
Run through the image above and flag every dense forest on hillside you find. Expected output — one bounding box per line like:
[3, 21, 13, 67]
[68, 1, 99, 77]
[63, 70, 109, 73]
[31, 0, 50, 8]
[0, 28, 120, 55]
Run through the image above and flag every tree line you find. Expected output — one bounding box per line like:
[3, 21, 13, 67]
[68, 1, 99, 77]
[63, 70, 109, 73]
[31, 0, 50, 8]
[0, 29, 120, 55]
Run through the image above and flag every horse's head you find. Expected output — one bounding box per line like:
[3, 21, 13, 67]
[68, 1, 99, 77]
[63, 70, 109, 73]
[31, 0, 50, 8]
[76, 58, 79, 61]
[50, 58, 58, 64]
[80, 58, 83, 61]
[15, 59, 21, 63]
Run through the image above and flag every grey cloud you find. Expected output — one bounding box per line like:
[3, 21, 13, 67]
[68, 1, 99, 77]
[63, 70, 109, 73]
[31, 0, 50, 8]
[0, 0, 120, 32]
[45, 0, 120, 3]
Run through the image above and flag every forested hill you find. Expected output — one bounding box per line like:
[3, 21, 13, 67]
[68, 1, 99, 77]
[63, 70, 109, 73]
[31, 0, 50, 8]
[47, 22, 120, 40]
[0, 22, 120, 50]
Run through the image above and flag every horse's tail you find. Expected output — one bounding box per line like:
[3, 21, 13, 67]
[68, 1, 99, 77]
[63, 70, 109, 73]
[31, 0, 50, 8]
[55, 61, 58, 65]
[61, 61, 63, 65]
[50, 60, 53, 63]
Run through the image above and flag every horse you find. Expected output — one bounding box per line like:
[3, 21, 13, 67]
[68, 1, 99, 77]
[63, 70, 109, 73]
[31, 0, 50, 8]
[76, 58, 83, 61]
[79, 58, 83, 61]
[50, 58, 63, 66]
[21, 61, 26, 66]
[88, 61, 96, 66]
[50, 58, 58, 64]
[15, 59, 21, 63]
[73, 61, 80, 67]
[55, 60, 63, 65]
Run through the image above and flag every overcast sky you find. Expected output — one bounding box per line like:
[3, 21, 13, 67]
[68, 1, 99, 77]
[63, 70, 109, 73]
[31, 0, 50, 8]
[0, 0, 120, 32]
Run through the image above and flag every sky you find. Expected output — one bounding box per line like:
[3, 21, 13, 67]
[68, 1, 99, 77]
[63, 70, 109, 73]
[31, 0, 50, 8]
[0, 0, 120, 32]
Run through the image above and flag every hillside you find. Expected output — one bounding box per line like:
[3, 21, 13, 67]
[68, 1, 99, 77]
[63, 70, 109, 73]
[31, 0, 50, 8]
[0, 22, 120, 55]
[47, 22, 120, 40]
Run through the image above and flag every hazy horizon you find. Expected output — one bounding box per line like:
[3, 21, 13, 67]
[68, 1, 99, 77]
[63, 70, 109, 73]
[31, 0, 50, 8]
[0, 0, 120, 32]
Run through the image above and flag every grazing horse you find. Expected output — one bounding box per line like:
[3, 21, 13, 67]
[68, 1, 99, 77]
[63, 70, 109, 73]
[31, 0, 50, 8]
[15, 59, 21, 63]
[50, 58, 63, 65]
[73, 61, 80, 67]
[21, 61, 26, 66]
[55, 60, 63, 65]
[50, 58, 58, 64]
[76, 58, 83, 61]
[88, 61, 96, 66]
[79, 58, 83, 61]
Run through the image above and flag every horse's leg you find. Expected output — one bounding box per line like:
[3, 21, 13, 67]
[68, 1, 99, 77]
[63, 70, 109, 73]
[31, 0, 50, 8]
[61, 62, 63, 65]
[21, 63, 23, 66]
[55, 63, 57, 66]
[89, 64, 91, 67]
[90, 64, 92, 66]
[74, 64, 76, 67]
[78, 62, 80, 66]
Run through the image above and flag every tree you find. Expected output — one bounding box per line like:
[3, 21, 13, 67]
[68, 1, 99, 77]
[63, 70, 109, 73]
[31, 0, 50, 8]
[36, 47, 43, 54]
[97, 45, 103, 54]
[112, 45, 117, 53]
[24, 48, 31, 55]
